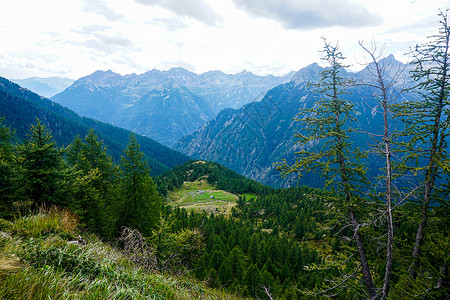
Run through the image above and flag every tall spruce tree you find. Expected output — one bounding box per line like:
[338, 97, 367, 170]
[66, 130, 118, 238]
[18, 119, 65, 209]
[278, 39, 376, 297]
[117, 134, 161, 236]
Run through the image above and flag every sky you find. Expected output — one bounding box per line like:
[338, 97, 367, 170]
[0, 0, 449, 79]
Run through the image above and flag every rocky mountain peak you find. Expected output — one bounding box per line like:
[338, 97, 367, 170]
[291, 63, 324, 86]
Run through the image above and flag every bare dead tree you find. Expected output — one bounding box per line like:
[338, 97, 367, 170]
[119, 227, 157, 271]
[357, 40, 407, 300]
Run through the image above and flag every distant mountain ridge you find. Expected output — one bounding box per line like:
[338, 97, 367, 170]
[51, 68, 294, 146]
[11, 77, 74, 98]
[0, 76, 189, 175]
[174, 56, 413, 187]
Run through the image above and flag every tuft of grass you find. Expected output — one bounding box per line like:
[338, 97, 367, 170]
[11, 207, 78, 239]
[0, 254, 22, 278]
[0, 218, 14, 232]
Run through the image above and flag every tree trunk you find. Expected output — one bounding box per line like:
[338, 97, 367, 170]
[349, 208, 377, 298]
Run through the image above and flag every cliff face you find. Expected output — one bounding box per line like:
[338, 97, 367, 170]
[174, 80, 314, 187]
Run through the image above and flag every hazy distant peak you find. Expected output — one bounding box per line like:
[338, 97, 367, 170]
[163, 67, 198, 81]
[355, 54, 410, 86]
[237, 69, 252, 75]
[70, 69, 122, 89]
[201, 70, 226, 76]
[11, 76, 75, 98]
[82, 69, 121, 80]
[291, 63, 324, 85]
[166, 67, 191, 73]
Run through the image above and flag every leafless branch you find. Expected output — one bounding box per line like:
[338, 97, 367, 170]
[261, 285, 274, 300]
[315, 264, 361, 297]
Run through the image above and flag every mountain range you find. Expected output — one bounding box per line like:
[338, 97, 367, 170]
[5, 55, 412, 187]
[11, 77, 74, 98]
[50, 68, 294, 146]
[174, 55, 413, 187]
[0, 76, 189, 175]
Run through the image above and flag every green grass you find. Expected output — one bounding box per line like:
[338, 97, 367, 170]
[0, 208, 244, 300]
[167, 180, 238, 215]
[240, 193, 257, 201]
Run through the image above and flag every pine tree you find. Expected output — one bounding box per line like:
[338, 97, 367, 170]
[18, 119, 65, 209]
[117, 134, 161, 236]
[209, 249, 225, 271]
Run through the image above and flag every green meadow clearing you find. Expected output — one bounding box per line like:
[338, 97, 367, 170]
[167, 180, 238, 215]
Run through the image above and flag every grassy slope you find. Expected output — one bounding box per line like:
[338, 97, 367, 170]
[167, 180, 238, 215]
[0, 208, 243, 300]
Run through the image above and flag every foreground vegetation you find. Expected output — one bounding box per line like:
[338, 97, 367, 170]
[0, 208, 243, 300]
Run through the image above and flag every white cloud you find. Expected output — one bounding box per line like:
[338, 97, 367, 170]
[134, 0, 223, 26]
[0, 0, 448, 80]
[82, 0, 125, 21]
[231, 0, 383, 29]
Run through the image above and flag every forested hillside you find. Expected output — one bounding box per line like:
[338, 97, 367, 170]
[0, 77, 189, 174]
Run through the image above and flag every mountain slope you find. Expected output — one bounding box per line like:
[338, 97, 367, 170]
[0, 76, 189, 175]
[174, 58, 412, 187]
[51, 68, 293, 146]
[11, 77, 74, 98]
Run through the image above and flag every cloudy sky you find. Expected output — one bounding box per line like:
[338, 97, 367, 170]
[0, 0, 449, 79]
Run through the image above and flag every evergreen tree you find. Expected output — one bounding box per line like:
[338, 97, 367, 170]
[244, 264, 260, 297]
[66, 130, 118, 238]
[18, 119, 65, 209]
[0, 118, 16, 218]
[209, 249, 225, 271]
[65, 136, 85, 168]
[228, 246, 245, 281]
[247, 233, 259, 264]
[117, 134, 161, 236]
[218, 260, 233, 286]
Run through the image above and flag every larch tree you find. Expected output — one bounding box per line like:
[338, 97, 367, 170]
[394, 9, 450, 283]
[277, 39, 376, 298]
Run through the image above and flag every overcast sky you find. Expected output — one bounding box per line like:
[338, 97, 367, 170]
[1, 0, 449, 79]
